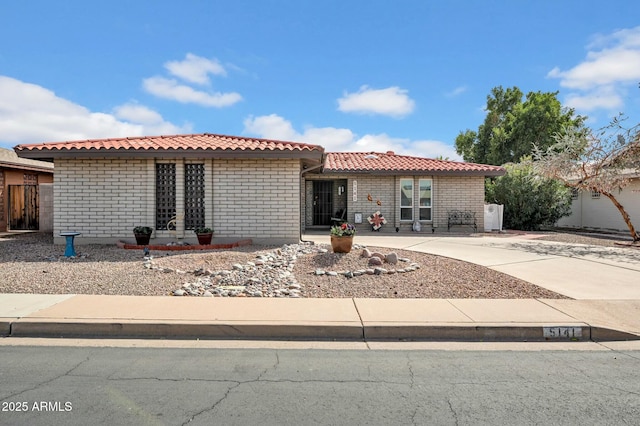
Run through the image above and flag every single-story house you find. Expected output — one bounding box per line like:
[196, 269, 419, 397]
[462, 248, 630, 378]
[14, 133, 504, 245]
[557, 173, 640, 234]
[0, 147, 54, 232]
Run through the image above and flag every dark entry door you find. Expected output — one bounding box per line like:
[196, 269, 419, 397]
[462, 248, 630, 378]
[313, 181, 333, 226]
[8, 185, 39, 230]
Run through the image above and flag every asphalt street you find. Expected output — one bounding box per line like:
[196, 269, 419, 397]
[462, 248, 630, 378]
[1, 345, 639, 425]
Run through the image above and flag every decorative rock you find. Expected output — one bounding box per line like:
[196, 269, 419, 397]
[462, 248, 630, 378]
[368, 257, 383, 266]
[385, 252, 398, 264]
[371, 252, 385, 261]
[167, 241, 420, 299]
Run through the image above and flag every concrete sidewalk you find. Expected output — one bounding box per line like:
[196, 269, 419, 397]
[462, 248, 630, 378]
[1, 294, 639, 342]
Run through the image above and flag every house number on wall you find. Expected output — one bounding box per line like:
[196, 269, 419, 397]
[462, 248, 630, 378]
[353, 180, 357, 201]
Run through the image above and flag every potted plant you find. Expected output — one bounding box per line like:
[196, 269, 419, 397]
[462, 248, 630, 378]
[194, 227, 214, 245]
[133, 226, 153, 245]
[330, 222, 356, 253]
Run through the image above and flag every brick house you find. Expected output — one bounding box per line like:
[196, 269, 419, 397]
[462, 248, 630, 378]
[14, 133, 504, 245]
[0, 148, 54, 232]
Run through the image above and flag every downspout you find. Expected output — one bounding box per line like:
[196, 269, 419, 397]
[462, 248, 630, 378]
[299, 158, 325, 243]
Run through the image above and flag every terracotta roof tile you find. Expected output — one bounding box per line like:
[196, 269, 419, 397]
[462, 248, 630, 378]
[14, 133, 324, 154]
[324, 152, 505, 176]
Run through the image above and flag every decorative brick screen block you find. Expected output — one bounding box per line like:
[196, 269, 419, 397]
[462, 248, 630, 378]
[156, 163, 176, 230]
[184, 163, 205, 230]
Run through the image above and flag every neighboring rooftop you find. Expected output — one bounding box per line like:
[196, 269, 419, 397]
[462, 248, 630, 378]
[323, 151, 505, 176]
[0, 147, 53, 172]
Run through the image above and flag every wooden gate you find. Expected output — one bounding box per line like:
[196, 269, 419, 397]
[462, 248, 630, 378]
[8, 185, 39, 230]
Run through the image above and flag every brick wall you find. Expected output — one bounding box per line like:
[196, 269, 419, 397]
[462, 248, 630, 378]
[53, 158, 154, 244]
[38, 183, 54, 232]
[213, 159, 300, 244]
[302, 174, 486, 233]
[433, 176, 485, 231]
[54, 157, 302, 245]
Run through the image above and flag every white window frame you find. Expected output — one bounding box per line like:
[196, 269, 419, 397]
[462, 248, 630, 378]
[419, 179, 432, 221]
[400, 178, 413, 221]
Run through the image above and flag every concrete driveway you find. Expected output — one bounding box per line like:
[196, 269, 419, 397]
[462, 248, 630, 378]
[303, 233, 640, 299]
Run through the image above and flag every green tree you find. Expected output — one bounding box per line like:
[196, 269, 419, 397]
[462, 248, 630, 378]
[485, 160, 572, 231]
[456, 86, 584, 165]
[533, 117, 640, 242]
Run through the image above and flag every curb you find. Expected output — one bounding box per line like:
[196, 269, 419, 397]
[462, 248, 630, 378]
[5, 320, 639, 342]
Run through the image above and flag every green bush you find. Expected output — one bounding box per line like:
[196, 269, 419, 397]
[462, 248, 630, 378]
[485, 161, 572, 231]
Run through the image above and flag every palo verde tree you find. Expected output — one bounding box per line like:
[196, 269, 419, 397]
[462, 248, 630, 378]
[533, 116, 640, 242]
[455, 86, 585, 165]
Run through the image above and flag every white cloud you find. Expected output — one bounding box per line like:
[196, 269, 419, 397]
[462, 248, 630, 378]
[563, 86, 623, 112]
[0, 76, 189, 148]
[164, 53, 227, 85]
[143, 76, 242, 107]
[337, 85, 415, 117]
[547, 26, 640, 114]
[242, 113, 462, 160]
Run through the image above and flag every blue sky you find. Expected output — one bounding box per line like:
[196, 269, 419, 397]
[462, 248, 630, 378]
[1, 1, 639, 161]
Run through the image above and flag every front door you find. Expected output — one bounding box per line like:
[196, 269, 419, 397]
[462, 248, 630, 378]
[312, 181, 333, 226]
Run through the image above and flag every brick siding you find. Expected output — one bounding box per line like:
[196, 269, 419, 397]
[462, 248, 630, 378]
[303, 174, 485, 233]
[53, 157, 300, 245]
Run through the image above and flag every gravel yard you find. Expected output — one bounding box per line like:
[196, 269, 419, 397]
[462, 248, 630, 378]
[0, 231, 632, 299]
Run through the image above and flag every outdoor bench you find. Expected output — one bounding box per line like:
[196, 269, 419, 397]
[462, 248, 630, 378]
[447, 210, 477, 232]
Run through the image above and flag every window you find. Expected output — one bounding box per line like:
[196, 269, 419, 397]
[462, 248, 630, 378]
[400, 179, 413, 221]
[184, 163, 205, 230]
[571, 188, 579, 200]
[419, 179, 432, 221]
[156, 163, 176, 230]
[591, 190, 601, 199]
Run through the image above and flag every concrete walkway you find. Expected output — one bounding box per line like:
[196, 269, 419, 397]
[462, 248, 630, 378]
[1, 232, 639, 342]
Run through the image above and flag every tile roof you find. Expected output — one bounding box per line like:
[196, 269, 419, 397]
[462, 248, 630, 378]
[14, 133, 324, 157]
[324, 152, 505, 176]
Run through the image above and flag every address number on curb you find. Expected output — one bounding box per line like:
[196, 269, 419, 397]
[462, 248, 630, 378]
[543, 327, 583, 339]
